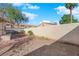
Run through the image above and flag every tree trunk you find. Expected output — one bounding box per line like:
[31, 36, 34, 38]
[2, 22, 4, 35]
[1, 8, 6, 35]
[11, 24, 14, 28]
[2, 22, 6, 35]
[17, 24, 19, 28]
[70, 9, 72, 23]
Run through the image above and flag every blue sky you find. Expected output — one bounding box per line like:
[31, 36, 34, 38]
[12, 3, 79, 25]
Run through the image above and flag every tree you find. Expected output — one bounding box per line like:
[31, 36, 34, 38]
[0, 4, 14, 35]
[6, 6, 28, 28]
[59, 14, 78, 24]
[0, 3, 28, 27]
[65, 3, 78, 23]
[0, 3, 28, 35]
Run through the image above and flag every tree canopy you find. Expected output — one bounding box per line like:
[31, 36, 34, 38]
[65, 3, 78, 23]
[59, 14, 78, 24]
[0, 3, 28, 24]
[65, 3, 78, 10]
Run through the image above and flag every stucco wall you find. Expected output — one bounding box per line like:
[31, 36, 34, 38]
[24, 23, 79, 41]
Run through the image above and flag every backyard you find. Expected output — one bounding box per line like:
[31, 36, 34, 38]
[0, 3, 79, 56]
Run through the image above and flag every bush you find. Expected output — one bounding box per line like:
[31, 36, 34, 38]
[59, 14, 78, 24]
[27, 30, 34, 36]
[27, 30, 34, 40]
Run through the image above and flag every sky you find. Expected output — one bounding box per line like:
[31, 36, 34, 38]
[12, 3, 79, 25]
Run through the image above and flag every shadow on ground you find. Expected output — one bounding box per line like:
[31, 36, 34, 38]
[26, 26, 79, 56]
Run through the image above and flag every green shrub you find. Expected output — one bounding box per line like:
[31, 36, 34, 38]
[27, 30, 34, 40]
[27, 30, 34, 36]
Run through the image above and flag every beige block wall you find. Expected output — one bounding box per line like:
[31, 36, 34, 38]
[24, 23, 79, 40]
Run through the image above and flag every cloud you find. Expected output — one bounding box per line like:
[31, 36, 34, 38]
[40, 20, 59, 25]
[40, 20, 51, 24]
[25, 3, 40, 9]
[13, 3, 40, 10]
[25, 3, 31, 6]
[22, 11, 38, 20]
[55, 6, 79, 20]
[55, 6, 69, 15]
[13, 3, 23, 6]
[55, 6, 79, 15]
